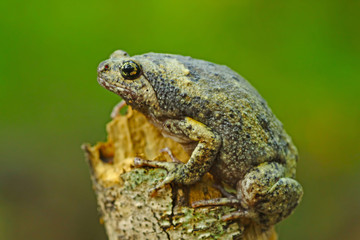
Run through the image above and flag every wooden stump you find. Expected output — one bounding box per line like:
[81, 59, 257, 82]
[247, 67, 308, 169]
[82, 107, 277, 240]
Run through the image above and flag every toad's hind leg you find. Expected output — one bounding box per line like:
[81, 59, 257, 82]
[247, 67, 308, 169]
[230, 162, 303, 225]
[193, 162, 303, 225]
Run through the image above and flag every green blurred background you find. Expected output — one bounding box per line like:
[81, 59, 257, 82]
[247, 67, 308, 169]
[1, 0, 359, 239]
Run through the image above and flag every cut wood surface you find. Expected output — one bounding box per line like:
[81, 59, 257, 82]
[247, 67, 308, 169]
[82, 107, 277, 240]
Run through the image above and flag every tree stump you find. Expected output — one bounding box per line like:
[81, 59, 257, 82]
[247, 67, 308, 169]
[82, 107, 277, 240]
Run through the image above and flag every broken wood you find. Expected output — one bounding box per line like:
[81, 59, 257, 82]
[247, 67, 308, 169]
[82, 107, 277, 240]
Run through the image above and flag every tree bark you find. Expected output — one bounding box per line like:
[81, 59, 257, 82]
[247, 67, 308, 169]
[82, 107, 277, 240]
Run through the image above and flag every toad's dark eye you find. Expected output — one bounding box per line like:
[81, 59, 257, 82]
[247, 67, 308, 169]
[120, 61, 142, 80]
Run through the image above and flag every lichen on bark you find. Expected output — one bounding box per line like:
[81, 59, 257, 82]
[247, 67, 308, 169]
[82, 107, 277, 240]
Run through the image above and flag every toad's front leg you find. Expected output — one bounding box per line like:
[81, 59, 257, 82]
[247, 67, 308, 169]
[134, 117, 221, 192]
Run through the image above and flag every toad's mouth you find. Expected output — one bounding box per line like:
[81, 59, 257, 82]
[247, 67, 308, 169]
[97, 76, 135, 98]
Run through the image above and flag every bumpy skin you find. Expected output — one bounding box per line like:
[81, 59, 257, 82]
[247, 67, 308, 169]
[97, 50, 303, 227]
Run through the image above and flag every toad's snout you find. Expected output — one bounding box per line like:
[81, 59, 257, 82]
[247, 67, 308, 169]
[97, 60, 109, 75]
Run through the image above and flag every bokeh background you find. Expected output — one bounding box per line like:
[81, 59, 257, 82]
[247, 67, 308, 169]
[1, 0, 359, 239]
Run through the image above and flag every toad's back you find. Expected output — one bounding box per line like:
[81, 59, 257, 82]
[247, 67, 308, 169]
[137, 53, 298, 186]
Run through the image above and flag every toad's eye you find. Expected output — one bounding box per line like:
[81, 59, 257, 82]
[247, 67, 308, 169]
[120, 61, 142, 80]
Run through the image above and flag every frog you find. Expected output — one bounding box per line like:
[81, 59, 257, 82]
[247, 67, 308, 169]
[97, 50, 303, 227]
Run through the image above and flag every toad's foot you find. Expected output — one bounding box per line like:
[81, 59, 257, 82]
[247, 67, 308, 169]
[221, 209, 257, 221]
[192, 197, 256, 222]
[191, 197, 240, 208]
[134, 157, 184, 195]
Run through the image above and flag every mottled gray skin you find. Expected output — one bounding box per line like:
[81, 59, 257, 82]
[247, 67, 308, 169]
[97, 50, 303, 227]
